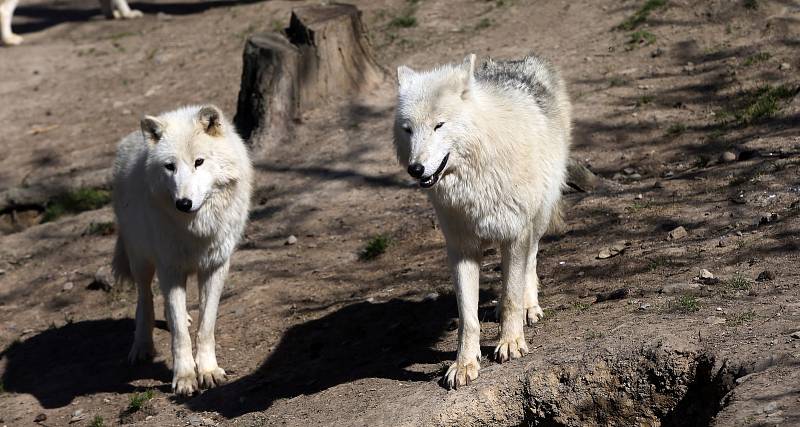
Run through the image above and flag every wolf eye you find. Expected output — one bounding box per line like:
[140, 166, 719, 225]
[434, 122, 445, 131]
[164, 163, 175, 172]
[195, 158, 204, 167]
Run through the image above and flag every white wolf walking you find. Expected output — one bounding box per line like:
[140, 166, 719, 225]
[112, 105, 252, 395]
[393, 54, 571, 389]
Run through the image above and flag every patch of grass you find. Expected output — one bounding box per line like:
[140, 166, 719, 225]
[617, 0, 667, 31]
[728, 310, 756, 326]
[85, 221, 115, 236]
[742, 52, 771, 66]
[43, 188, 111, 222]
[127, 389, 154, 413]
[734, 85, 798, 125]
[573, 301, 591, 311]
[584, 330, 604, 340]
[89, 416, 105, 427]
[476, 17, 493, 30]
[627, 30, 657, 46]
[107, 31, 137, 41]
[725, 273, 751, 291]
[390, 15, 417, 28]
[672, 295, 700, 313]
[743, 0, 758, 10]
[360, 235, 391, 261]
[665, 123, 687, 136]
[625, 200, 652, 213]
[636, 95, 654, 107]
[609, 76, 628, 87]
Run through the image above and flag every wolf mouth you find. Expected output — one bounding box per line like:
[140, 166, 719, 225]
[420, 153, 450, 188]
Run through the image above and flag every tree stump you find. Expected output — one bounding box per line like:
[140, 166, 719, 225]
[234, 3, 386, 149]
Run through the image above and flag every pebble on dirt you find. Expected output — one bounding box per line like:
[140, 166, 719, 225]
[62, 282, 74, 291]
[34, 413, 47, 422]
[597, 243, 625, 259]
[720, 151, 736, 163]
[285, 235, 298, 245]
[790, 331, 800, 340]
[700, 269, 714, 279]
[756, 270, 776, 282]
[87, 266, 113, 292]
[668, 226, 688, 240]
[595, 288, 629, 303]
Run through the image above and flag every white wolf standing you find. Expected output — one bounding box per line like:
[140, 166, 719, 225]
[112, 105, 253, 395]
[393, 54, 571, 389]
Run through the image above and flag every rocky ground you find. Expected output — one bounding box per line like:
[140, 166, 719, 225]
[0, 0, 799, 426]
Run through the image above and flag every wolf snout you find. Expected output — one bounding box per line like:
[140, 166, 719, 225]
[407, 163, 425, 179]
[175, 198, 193, 212]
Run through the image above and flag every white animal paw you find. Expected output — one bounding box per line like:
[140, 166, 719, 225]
[2, 33, 23, 46]
[172, 370, 199, 396]
[494, 335, 529, 363]
[197, 366, 227, 389]
[113, 9, 143, 19]
[443, 359, 480, 389]
[525, 304, 545, 326]
[127, 341, 155, 364]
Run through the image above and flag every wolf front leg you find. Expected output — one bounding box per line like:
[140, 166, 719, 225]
[0, 0, 22, 46]
[195, 261, 229, 389]
[159, 269, 198, 396]
[442, 240, 482, 389]
[128, 261, 156, 363]
[523, 239, 545, 326]
[495, 234, 530, 363]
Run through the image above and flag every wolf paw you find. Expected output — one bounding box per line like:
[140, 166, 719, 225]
[127, 341, 155, 364]
[1, 33, 23, 46]
[112, 9, 143, 19]
[525, 304, 545, 326]
[494, 335, 528, 363]
[197, 366, 227, 389]
[172, 370, 199, 396]
[443, 359, 480, 390]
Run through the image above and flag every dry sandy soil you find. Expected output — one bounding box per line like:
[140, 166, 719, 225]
[1, 0, 799, 425]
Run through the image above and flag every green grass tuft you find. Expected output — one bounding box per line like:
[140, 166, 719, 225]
[665, 123, 687, 136]
[627, 30, 657, 46]
[618, 0, 667, 31]
[390, 15, 417, 28]
[360, 235, 391, 261]
[85, 221, 116, 236]
[673, 295, 700, 313]
[742, 52, 771, 66]
[725, 273, 751, 291]
[728, 310, 756, 326]
[127, 389, 155, 413]
[734, 85, 798, 125]
[43, 188, 111, 222]
[89, 415, 105, 427]
[476, 17, 493, 30]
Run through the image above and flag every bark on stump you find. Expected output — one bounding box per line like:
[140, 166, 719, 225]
[234, 3, 385, 149]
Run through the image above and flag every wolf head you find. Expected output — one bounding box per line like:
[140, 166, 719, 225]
[393, 54, 477, 188]
[141, 105, 243, 214]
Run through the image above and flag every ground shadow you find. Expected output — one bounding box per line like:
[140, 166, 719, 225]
[188, 291, 496, 418]
[12, 0, 267, 35]
[0, 318, 170, 408]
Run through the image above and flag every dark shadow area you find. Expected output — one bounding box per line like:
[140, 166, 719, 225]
[255, 161, 409, 189]
[188, 290, 496, 418]
[12, 0, 267, 35]
[0, 318, 170, 408]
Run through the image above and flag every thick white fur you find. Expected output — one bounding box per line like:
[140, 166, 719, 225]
[394, 55, 571, 389]
[112, 105, 252, 396]
[0, 0, 141, 46]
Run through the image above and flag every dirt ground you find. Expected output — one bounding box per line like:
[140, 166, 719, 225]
[1, 0, 799, 425]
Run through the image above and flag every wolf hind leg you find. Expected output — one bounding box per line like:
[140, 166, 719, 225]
[128, 259, 156, 364]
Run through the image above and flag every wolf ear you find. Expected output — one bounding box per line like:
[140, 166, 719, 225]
[198, 105, 223, 137]
[140, 116, 164, 144]
[397, 65, 415, 86]
[461, 54, 476, 99]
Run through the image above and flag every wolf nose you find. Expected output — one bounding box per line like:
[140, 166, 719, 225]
[175, 198, 193, 212]
[407, 163, 425, 179]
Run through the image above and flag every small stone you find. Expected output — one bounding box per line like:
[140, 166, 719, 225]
[638, 303, 651, 310]
[699, 269, 714, 280]
[635, 193, 643, 200]
[597, 243, 626, 259]
[34, 413, 47, 423]
[188, 415, 204, 426]
[623, 167, 636, 175]
[365, 297, 375, 303]
[88, 266, 113, 292]
[756, 270, 775, 282]
[62, 282, 74, 291]
[668, 226, 688, 240]
[790, 331, 800, 340]
[628, 173, 642, 180]
[759, 213, 778, 225]
[779, 62, 791, 70]
[650, 47, 664, 57]
[285, 235, 298, 245]
[654, 181, 664, 189]
[69, 409, 84, 423]
[720, 151, 736, 162]
[0, 269, 5, 275]
[718, 238, 728, 247]
[423, 292, 439, 301]
[763, 401, 779, 413]
[735, 231, 743, 237]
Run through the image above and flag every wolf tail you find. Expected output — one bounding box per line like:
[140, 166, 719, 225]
[546, 199, 566, 235]
[112, 237, 133, 284]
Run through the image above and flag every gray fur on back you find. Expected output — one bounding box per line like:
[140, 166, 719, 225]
[476, 54, 563, 117]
